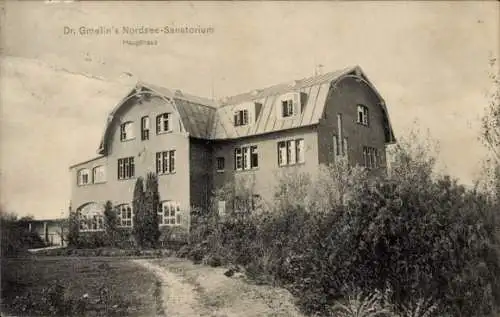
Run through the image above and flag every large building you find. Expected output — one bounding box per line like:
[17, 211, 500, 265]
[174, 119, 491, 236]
[69, 65, 396, 240]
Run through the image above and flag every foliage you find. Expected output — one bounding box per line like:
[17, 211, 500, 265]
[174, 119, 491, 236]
[330, 292, 392, 317]
[144, 172, 161, 248]
[479, 57, 500, 203]
[0, 209, 45, 255]
[132, 176, 146, 247]
[103, 200, 118, 246]
[186, 130, 500, 317]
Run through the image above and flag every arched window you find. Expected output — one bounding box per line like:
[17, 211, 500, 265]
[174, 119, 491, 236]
[77, 169, 90, 186]
[92, 166, 106, 183]
[115, 204, 133, 227]
[159, 201, 181, 226]
[78, 203, 104, 232]
[120, 121, 134, 141]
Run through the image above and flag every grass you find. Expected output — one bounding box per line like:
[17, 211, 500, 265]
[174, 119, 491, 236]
[1, 256, 162, 317]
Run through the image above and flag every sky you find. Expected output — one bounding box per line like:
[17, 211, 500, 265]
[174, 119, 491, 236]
[1, 1, 499, 219]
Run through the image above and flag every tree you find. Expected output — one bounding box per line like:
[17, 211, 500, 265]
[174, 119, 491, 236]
[144, 172, 161, 248]
[132, 177, 146, 247]
[67, 206, 80, 248]
[480, 57, 500, 201]
[103, 200, 118, 246]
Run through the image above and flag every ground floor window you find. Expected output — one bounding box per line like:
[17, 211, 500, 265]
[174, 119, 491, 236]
[116, 204, 133, 227]
[159, 201, 181, 226]
[363, 146, 379, 169]
[278, 138, 304, 166]
[78, 203, 104, 232]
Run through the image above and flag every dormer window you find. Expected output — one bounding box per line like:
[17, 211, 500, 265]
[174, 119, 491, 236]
[282, 99, 294, 117]
[357, 105, 369, 126]
[156, 113, 171, 134]
[120, 122, 134, 141]
[278, 92, 306, 119]
[234, 109, 248, 127]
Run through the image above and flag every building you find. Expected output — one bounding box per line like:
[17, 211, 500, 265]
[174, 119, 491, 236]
[69, 65, 396, 241]
[21, 218, 68, 247]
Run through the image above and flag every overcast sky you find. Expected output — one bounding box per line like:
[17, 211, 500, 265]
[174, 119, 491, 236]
[1, 1, 499, 219]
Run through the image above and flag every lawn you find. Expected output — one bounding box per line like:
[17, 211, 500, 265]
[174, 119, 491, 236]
[1, 256, 162, 317]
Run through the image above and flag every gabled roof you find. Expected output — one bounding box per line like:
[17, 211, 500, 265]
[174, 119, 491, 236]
[96, 65, 396, 155]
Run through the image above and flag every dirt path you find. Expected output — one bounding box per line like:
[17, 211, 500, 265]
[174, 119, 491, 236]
[132, 258, 305, 317]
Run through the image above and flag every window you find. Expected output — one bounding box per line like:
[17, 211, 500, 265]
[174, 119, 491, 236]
[363, 146, 379, 169]
[115, 204, 133, 227]
[79, 203, 104, 232]
[357, 105, 369, 126]
[92, 166, 106, 183]
[156, 113, 171, 134]
[234, 148, 242, 170]
[141, 116, 150, 140]
[77, 169, 90, 185]
[234, 145, 258, 170]
[250, 146, 259, 168]
[234, 109, 249, 126]
[118, 157, 135, 180]
[278, 139, 304, 166]
[282, 99, 294, 117]
[159, 201, 181, 226]
[156, 150, 176, 174]
[216, 157, 225, 172]
[233, 195, 261, 213]
[120, 121, 134, 141]
[333, 135, 348, 158]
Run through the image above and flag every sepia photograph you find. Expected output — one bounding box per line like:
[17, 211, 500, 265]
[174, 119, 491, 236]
[1, 1, 499, 316]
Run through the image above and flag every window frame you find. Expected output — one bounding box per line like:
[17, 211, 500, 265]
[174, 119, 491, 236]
[141, 116, 150, 140]
[216, 157, 225, 172]
[277, 138, 305, 166]
[234, 145, 258, 171]
[158, 201, 181, 226]
[77, 168, 90, 186]
[281, 99, 294, 118]
[116, 204, 133, 228]
[120, 121, 135, 141]
[92, 165, 106, 184]
[117, 157, 135, 180]
[156, 113, 172, 134]
[362, 146, 379, 169]
[357, 104, 369, 126]
[233, 109, 249, 127]
[156, 150, 176, 175]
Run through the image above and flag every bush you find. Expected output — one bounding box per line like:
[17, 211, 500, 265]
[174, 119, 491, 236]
[186, 173, 500, 316]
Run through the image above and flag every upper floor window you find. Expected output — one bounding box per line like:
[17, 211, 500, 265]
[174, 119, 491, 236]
[92, 165, 106, 183]
[363, 146, 379, 169]
[278, 139, 305, 166]
[156, 150, 176, 174]
[156, 113, 171, 134]
[120, 121, 134, 141]
[116, 204, 133, 227]
[234, 109, 249, 127]
[357, 105, 369, 126]
[234, 145, 258, 171]
[282, 99, 294, 117]
[216, 157, 225, 172]
[118, 157, 135, 180]
[77, 169, 90, 186]
[141, 116, 150, 140]
[159, 201, 181, 226]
